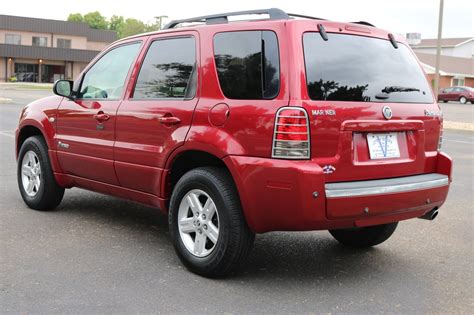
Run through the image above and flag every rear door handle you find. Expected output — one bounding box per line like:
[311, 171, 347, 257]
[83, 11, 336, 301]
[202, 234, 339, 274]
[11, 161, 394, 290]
[93, 112, 110, 122]
[159, 116, 181, 125]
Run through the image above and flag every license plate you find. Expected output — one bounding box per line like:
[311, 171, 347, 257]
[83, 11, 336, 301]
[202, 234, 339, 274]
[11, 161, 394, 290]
[367, 132, 401, 159]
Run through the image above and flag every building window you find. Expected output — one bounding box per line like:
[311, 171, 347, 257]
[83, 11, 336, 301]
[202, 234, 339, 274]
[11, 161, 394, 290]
[32, 36, 48, 47]
[57, 38, 71, 49]
[5, 34, 21, 45]
[14, 63, 39, 82]
[452, 78, 465, 86]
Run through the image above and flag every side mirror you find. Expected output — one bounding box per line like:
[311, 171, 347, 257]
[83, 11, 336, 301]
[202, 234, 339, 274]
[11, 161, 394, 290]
[53, 80, 73, 98]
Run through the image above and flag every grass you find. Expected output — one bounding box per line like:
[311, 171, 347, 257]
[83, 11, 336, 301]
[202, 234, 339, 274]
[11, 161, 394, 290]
[1, 83, 53, 91]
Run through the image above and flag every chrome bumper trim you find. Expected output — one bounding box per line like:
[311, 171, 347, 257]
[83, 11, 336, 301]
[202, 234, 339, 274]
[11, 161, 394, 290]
[325, 173, 449, 198]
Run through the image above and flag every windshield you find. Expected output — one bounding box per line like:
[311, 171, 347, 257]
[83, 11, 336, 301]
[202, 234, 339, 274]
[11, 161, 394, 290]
[303, 33, 434, 103]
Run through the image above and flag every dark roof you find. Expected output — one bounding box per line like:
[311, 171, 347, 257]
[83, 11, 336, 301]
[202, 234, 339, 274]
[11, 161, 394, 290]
[411, 37, 473, 48]
[0, 14, 117, 42]
[0, 44, 100, 63]
[415, 52, 474, 77]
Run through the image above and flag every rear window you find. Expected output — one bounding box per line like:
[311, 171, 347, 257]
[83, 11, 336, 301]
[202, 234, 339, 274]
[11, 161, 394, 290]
[214, 31, 280, 99]
[303, 33, 434, 103]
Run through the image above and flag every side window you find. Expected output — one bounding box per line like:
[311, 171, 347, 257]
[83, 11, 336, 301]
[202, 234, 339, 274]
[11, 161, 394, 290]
[79, 43, 141, 99]
[214, 31, 280, 100]
[133, 37, 196, 99]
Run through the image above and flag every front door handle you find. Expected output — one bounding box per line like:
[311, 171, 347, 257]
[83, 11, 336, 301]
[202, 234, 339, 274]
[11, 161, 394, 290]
[159, 116, 181, 125]
[94, 112, 110, 122]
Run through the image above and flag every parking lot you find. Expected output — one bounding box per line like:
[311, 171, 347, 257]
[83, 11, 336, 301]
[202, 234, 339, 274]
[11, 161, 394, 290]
[1, 85, 473, 313]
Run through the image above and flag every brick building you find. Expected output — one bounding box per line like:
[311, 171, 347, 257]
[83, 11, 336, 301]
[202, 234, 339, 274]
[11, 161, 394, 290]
[0, 15, 117, 83]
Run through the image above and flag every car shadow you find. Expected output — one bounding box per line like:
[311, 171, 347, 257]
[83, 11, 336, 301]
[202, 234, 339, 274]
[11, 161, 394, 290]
[54, 189, 411, 282]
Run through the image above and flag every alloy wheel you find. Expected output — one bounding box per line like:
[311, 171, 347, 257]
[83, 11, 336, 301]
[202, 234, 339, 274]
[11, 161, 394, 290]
[177, 189, 220, 257]
[21, 150, 42, 197]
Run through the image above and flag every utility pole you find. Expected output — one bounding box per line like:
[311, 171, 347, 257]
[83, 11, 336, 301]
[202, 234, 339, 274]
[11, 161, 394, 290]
[434, 0, 444, 99]
[155, 15, 169, 30]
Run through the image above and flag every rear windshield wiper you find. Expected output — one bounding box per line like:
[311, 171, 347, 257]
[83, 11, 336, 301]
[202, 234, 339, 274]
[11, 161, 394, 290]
[375, 86, 421, 100]
[381, 86, 420, 94]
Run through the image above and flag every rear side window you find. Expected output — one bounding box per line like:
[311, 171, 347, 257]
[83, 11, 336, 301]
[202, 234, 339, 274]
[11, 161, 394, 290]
[133, 37, 196, 99]
[214, 31, 280, 99]
[303, 33, 434, 103]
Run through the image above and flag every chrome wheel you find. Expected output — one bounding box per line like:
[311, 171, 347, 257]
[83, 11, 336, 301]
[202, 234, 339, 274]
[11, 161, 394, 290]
[21, 150, 42, 197]
[178, 189, 220, 257]
[460, 96, 467, 104]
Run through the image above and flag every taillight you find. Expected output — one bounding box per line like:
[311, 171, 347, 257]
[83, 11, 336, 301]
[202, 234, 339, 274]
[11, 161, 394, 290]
[438, 115, 444, 151]
[272, 107, 310, 159]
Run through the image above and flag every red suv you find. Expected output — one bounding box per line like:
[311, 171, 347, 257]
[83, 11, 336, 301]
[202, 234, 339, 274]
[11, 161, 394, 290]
[16, 9, 452, 277]
[438, 86, 474, 104]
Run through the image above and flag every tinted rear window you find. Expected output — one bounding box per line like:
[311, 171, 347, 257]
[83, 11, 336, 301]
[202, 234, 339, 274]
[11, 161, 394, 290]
[214, 31, 280, 99]
[133, 37, 196, 99]
[303, 33, 434, 103]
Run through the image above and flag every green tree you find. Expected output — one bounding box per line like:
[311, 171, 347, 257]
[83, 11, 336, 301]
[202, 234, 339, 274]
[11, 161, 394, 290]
[67, 13, 84, 23]
[83, 11, 108, 29]
[109, 15, 125, 33]
[121, 18, 147, 38]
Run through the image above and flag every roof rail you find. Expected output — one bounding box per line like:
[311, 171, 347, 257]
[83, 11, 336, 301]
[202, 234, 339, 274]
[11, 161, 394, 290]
[163, 8, 289, 29]
[287, 13, 326, 21]
[350, 21, 376, 27]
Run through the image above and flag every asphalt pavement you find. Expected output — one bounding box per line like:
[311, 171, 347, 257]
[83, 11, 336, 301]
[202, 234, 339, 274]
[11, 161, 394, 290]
[0, 86, 473, 313]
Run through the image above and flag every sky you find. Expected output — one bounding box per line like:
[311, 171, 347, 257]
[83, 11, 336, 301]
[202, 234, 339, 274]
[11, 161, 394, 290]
[2, 0, 473, 38]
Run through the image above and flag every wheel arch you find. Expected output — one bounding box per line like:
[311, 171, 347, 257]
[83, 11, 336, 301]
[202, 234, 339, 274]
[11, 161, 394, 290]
[16, 123, 46, 156]
[164, 149, 230, 199]
[16, 119, 63, 176]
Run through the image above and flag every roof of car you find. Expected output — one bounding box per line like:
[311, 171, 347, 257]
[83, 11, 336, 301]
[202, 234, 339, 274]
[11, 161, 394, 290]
[119, 8, 380, 41]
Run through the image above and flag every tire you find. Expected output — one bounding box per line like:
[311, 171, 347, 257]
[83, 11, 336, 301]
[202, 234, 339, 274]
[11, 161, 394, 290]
[442, 100, 448, 103]
[17, 136, 65, 210]
[329, 222, 398, 248]
[169, 167, 255, 277]
[459, 96, 467, 104]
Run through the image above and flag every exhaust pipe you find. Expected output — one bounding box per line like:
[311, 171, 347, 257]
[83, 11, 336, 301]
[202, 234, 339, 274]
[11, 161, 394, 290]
[419, 208, 439, 221]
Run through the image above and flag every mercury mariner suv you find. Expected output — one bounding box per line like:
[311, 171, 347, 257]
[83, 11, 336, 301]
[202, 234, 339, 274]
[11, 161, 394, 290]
[16, 9, 452, 277]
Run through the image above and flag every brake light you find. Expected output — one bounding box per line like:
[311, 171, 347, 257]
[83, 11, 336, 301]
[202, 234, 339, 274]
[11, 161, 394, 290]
[272, 107, 310, 159]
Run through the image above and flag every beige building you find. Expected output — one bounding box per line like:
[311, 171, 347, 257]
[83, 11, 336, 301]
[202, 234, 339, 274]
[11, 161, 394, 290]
[407, 35, 474, 89]
[0, 15, 117, 83]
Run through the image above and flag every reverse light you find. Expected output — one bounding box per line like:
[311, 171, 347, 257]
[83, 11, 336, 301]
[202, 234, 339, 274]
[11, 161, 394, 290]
[438, 116, 443, 151]
[272, 107, 310, 159]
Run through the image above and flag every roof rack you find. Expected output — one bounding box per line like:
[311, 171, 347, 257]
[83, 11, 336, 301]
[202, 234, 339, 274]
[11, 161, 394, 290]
[163, 8, 374, 30]
[287, 13, 326, 21]
[163, 8, 289, 29]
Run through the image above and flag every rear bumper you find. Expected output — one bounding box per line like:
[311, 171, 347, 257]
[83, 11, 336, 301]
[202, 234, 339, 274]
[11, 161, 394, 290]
[325, 174, 448, 198]
[224, 152, 452, 233]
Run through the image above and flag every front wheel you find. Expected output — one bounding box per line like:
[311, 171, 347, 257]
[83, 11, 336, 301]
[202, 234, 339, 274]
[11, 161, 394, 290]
[169, 167, 255, 277]
[17, 136, 65, 210]
[329, 222, 398, 248]
[459, 96, 467, 104]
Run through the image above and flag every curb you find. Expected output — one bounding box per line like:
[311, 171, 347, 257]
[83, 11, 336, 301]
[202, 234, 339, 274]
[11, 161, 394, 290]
[444, 121, 474, 132]
[0, 97, 13, 104]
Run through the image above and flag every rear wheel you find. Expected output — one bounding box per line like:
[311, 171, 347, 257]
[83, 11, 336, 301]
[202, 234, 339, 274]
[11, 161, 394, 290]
[17, 136, 65, 210]
[459, 96, 467, 104]
[329, 222, 398, 248]
[169, 167, 254, 277]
